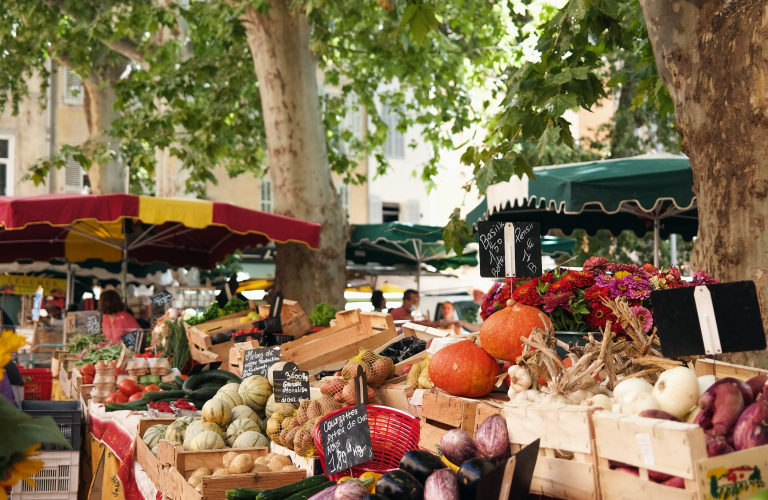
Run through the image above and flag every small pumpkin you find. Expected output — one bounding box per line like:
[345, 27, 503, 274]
[429, 340, 500, 397]
[479, 301, 552, 361]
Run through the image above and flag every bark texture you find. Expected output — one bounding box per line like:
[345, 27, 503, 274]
[82, 63, 126, 194]
[243, 1, 348, 309]
[640, 0, 768, 367]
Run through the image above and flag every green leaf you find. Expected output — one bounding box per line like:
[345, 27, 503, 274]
[543, 93, 578, 115]
[443, 210, 473, 258]
[537, 125, 563, 160]
[399, 4, 419, 27]
[570, 67, 592, 80]
[547, 69, 574, 85]
[410, 9, 430, 44]
[0, 398, 72, 454]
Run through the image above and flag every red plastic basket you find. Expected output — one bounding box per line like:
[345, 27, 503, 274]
[18, 367, 53, 401]
[313, 404, 420, 481]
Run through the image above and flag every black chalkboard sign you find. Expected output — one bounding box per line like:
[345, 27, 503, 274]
[651, 281, 766, 358]
[478, 221, 542, 278]
[85, 313, 101, 335]
[241, 346, 281, 379]
[319, 404, 374, 476]
[121, 329, 144, 352]
[149, 290, 174, 306]
[273, 369, 310, 403]
[476, 439, 540, 500]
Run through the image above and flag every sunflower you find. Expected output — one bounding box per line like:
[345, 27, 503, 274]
[0, 330, 27, 382]
[0, 445, 44, 500]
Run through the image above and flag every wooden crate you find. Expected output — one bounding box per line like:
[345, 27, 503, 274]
[51, 350, 78, 378]
[157, 440, 306, 500]
[474, 400, 505, 432]
[373, 383, 417, 416]
[136, 417, 179, 488]
[419, 392, 480, 454]
[69, 368, 94, 402]
[593, 411, 768, 500]
[228, 340, 262, 376]
[504, 401, 600, 500]
[694, 358, 768, 381]
[59, 362, 72, 399]
[279, 311, 398, 371]
[185, 323, 235, 371]
[269, 443, 322, 477]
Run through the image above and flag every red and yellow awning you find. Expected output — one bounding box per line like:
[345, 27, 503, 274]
[0, 194, 321, 269]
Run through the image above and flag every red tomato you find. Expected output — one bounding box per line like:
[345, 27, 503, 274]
[81, 364, 96, 377]
[106, 391, 128, 404]
[178, 375, 188, 380]
[128, 392, 144, 402]
[83, 375, 94, 385]
[118, 379, 142, 397]
[142, 384, 162, 393]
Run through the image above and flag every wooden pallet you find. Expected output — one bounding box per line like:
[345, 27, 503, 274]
[593, 411, 768, 500]
[694, 358, 768, 381]
[279, 311, 397, 371]
[504, 401, 600, 500]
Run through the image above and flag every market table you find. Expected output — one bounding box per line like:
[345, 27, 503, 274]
[87, 401, 160, 500]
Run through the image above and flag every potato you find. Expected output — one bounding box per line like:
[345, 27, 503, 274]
[267, 461, 283, 472]
[222, 452, 239, 468]
[229, 454, 255, 474]
[281, 465, 299, 471]
[213, 467, 228, 474]
[195, 483, 203, 494]
[255, 457, 268, 465]
[191, 467, 212, 477]
[250, 463, 271, 473]
[270, 455, 292, 467]
[265, 453, 277, 460]
[212, 469, 230, 476]
[188, 475, 202, 488]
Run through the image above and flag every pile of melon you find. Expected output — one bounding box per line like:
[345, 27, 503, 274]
[142, 374, 274, 455]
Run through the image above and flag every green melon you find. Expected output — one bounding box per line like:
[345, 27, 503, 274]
[226, 418, 260, 446]
[151, 443, 161, 456]
[189, 430, 226, 451]
[165, 419, 192, 443]
[239, 375, 272, 412]
[143, 424, 168, 450]
[215, 390, 243, 409]
[218, 383, 240, 394]
[232, 431, 269, 449]
[267, 362, 288, 386]
[202, 398, 232, 427]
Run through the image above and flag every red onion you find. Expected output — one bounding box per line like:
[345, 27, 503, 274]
[695, 380, 745, 435]
[733, 387, 768, 450]
[745, 375, 768, 400]
[475, 414, 510, 462]
[440, 429, 479, 466]
[424, 468, 459, 500]
[649, 470, 673, 483]
[638, 410, 681, 422]
[615, 467, 639, 476]
[706, 434, 734, 457]
[662, 476, 685, 489]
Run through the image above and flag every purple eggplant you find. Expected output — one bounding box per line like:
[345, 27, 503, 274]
[440, 429, 480, 466]
[333, 481, 369, 500]
[424, 468, 459, 500]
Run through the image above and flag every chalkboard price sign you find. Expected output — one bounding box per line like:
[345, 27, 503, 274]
[121, 329, 144, 352]
[478, 221, 542, 279]
[241, 346, 281, 379]
[149, 290, 174, 306]
[85, 314, 101, 335]
[273, 369, 311, 403]
[319, 404, 374, 476]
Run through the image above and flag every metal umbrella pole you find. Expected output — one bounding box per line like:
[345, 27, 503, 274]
[653, 212, 661, 269]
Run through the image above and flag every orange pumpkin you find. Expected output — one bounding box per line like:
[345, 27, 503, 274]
[429, 340, 500, 397]
[479, 301, 553, 361]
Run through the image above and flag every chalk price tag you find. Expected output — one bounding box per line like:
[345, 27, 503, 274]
[273, 369, 310, 403]
[478, 221, 542, 279]
[149, 290, 174, 306]
[121, 329, 143, 352]
[85, 314, 101, 335]
[241, 346, 281, 379]
[319, 404, 374, 476]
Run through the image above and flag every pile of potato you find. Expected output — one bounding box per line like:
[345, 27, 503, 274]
[186, 451, 299, 491]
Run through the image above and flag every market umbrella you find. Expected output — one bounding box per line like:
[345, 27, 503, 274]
[0, 193, 322, 298]
[469, 153, 697, 267]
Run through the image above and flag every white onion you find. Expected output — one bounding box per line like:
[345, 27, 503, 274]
[582, 394, 613, 411]
[167, 307, 179, 319]
[614, 378, 654, 400]
[183, 308, 197, 321]
[652, 367, 700, 418]
[698, 375, 716, 396]
[620, 390, 660, 415]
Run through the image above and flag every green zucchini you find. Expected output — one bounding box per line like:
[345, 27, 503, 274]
[200, 381, 227, 388]
[255, 476, 329, 500]
[158, 382, 177, 391]
[143, 390, 187, 402]
[282, 481, 334, 500]
[174, 376, 186, 389]
[106, 402, 148, 412]
[225, 489, 263, 500]
[182, 369, 241, 393]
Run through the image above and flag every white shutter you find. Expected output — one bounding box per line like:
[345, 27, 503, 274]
[335, 183, 350, 216]
[63, 69, 84, 105]
[260, 178, 273, 213]
[63, 157, 84, 193]
[406, 199, 421, 224]
[382, 104, 405, 159]
[368, 195, 383, 224]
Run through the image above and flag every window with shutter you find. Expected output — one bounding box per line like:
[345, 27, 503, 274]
[335, 183, 350, 216]
[63, 157, 84, 193]
[63, 68, 84, 105]
[381, 104, 405, 159]
[260, 178, 273, 213]
[0, 137, 14, 196]
[339, 93, 363, 157]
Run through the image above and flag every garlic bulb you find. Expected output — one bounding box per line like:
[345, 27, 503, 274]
[508, 365, 532, 393]
[566, 390, 593, 405]
[582, 394, 613, 411]
[620, 390, 659, 415]
[540, 393, 572, 405]
[652, 367, 700, 419]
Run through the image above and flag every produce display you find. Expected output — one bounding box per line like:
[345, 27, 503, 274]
[309, 303, 337, 327]
[185, 298, 250, 326]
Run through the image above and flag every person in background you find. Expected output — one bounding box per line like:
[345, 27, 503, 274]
[439, 301, 462, 335]
[371, 290, 387, 312]
[99, 289, 141, 343]
[390, 289, 459, 329]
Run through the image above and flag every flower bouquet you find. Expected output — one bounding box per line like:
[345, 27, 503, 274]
[480, 257, 718, 333]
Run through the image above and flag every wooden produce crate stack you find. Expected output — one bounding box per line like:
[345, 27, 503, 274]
[257, 300, 312, 339]
[694, 358, 768, 381]
[135, 418, 178, 487]
[418, 392, 481, 454]
[504, 401, 600, 500]
[593, 411, 768, 500]
[228, 340, 262, 377]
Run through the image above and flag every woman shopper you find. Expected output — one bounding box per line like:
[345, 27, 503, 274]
[99, 289, 141, 343]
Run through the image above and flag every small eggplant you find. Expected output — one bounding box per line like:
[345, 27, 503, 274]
[376, 470, 424, 500]
[399, 450, 446, 485]
[456, 457, 496, 500]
